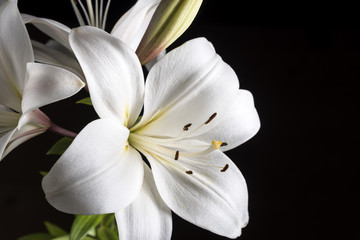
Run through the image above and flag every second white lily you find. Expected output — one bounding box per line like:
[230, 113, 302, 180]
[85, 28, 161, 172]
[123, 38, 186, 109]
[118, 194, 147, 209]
[42, 26, 260, 239]
[0, 0, 84, 160]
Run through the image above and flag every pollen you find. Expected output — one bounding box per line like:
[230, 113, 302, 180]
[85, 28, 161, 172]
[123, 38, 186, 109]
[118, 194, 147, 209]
[183, 123, 192, 131]
[174, 150, 179, 160]
[212, 140, 222, 150]
[205, 112, 217, 124]
[221, 164, 229, 172]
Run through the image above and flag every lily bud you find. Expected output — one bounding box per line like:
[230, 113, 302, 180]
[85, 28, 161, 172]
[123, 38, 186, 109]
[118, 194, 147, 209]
[136, 0, 202, 65]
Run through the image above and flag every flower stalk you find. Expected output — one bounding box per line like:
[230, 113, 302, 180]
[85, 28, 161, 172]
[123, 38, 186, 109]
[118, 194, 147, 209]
[48, 122, 78, 138]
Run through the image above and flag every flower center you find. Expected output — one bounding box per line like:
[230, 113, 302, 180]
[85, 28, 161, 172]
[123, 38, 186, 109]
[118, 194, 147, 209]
[70, 0, 111, 29]
[128, 112, 229, 175]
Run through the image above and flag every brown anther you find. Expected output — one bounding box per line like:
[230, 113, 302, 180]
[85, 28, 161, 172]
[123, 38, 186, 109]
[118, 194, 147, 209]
[186, 170, 193, 175]
[205, 113, 217, 124]
[183, 123, 192, 131]
[220, 164, 229, 172]
[174, 151, 179, 160]
[220, 142, 228, 147]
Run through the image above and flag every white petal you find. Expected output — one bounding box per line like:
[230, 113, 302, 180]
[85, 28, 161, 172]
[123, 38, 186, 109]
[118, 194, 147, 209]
[116, 164, 172, 240]
[0, 129, 16, 161]
[133, 38, 239, 138]
[111, 0, 161, 50]
[146, 150, 248, 238]
[22, 14, 71, 50]
[0, 66, 21, 113]
[0, 0, 34, 111]
[21, 63, 85, 114]
[0, 106, 19, 133]
[42, 119, 144, 214]
[1, 109, 50, 160]
[31, 40, 84, 80]
[69, 26, 144, 127]
[198, 90, 261, 151]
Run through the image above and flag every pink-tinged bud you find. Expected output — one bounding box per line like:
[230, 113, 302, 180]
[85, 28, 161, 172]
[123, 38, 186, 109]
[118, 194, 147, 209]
[136, 0, 203, 65]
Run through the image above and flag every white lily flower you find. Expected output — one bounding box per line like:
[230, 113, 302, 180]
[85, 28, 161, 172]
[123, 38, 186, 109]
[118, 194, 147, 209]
[0, 0, 85, 160]
[43, 26, 260, 239]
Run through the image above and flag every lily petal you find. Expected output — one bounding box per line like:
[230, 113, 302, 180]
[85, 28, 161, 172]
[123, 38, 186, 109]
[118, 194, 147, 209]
[2, 109, 50, 159]
[0, 129, 16, 160]
[146, 150, 248, 238]
[197, 90, 261, 151]
[21, 62, 85, 115]
[69, 26, 144, 127]
[31, 40, 84, 79]
[0, 0, 34, 111]
[133, 38, 239, 138]
[111, 0, 161, 51]
[116, 164, 172, 240]
[0, 106, 20, 133]
[22, 14, 71, 50]
[42, 119, 144, 214]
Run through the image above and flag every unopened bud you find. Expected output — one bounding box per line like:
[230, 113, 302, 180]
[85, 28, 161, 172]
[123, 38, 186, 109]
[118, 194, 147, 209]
[136, 0, 202, 65]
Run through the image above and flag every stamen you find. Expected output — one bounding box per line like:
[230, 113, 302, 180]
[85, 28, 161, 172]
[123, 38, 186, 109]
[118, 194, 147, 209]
[183, 123, 192, 131]
[70, 0, 111, 29]
[212, 140, 222, 150]
[86, 0, 95, 26]
[95, 0, 99, 27]
[205, 112, 217, 124]
[186, 170, 193, 175]
[99, 0, 104, 27]
[220, 142, 228, 147]
[77, 0, 92, 26]
[71, 0, 86, 26]
[174, 150, 179, 160]
[101, 0, 111, 30]
[220, 164, 229, 172]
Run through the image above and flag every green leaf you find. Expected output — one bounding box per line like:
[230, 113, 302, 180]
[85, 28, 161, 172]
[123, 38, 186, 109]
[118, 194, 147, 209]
[87, 227, 96, 237]
[18, 233, 53, 240]
[101, 214, 115, 227]
[76, 97, 92, 106]
[39, 171, 48, 177]
[44, 221, 68, 237]
[82, 237, 97, 240]
[52, 236, 70, 240]
[70, 215, 103, 240]
[97, 227, 119, 240]
[47, 137, 73, 155]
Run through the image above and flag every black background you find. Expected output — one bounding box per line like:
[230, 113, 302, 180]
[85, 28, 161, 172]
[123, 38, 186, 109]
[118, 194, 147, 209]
[1, 0, 359, 239]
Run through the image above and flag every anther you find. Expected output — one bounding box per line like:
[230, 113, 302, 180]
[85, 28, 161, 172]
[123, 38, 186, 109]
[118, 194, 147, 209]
[212, 140, 222, 150]
[186, 170, 193, 175]
[220, 142, 228, 147]
[174, 150, 179, 160]
[220, 164, 229, 172]
[205, 113, 217, 124]
[183, 123, 192, 131]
